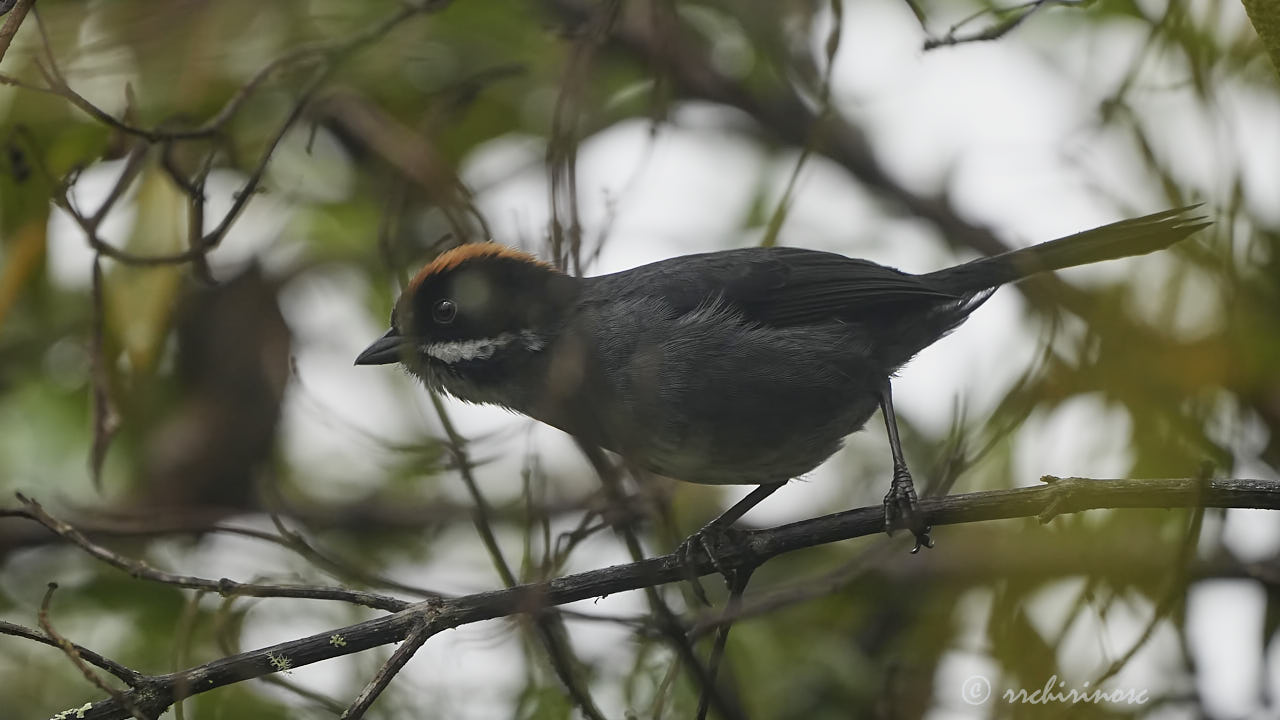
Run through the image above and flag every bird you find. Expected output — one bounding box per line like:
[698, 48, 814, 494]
[356, 206, 1209, 553]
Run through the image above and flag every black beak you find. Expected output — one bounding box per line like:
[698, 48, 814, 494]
[355, 329, 409, 366]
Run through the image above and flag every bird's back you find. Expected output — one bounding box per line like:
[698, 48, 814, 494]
[583, 246, 984, 368]
[549, 248, 965, 484]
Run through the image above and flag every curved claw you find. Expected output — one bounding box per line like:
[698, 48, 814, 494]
[884, 464, 933, 552]
[675, 534, 712, 606]
[909, 527, 934, 554]
[674, 523, 752, 605]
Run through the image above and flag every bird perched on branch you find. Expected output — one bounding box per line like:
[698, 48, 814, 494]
[357, 206, 1209, 553]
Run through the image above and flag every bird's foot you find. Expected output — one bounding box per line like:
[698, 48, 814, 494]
[674, 522, 753, 606]
[883, 465, 933, 553]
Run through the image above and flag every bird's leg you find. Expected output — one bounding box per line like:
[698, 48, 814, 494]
[879, 381, 933, 552]
[676, 482, 784, 603]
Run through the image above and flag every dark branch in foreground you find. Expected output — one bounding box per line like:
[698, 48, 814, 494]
[7, 475, 1274, 720]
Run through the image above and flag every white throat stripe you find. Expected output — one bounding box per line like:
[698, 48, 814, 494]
[422, 331, 544, 364]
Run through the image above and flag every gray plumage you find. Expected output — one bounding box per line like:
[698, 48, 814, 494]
[359, 206, 1209, 492]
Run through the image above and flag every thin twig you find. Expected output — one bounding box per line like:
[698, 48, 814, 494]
[696, 567, 754, 720]
[541, 0, 1088, 312]
[88, 140, 149, 231]
[17, 2, 441, 143]
[546, 0, 621, 274]
[198, 64, 328, 250]
[922, 0, 1087, 50]
[0, 0, 35, 64]
[1088, 478, 1209, 688]
[687, 537, 893, 638]
[760, 0, 843, 248]
[0, 619, 144, 686]
[87, 256, 120, 490]
[170, 591, 204, 720]
[576, 441, 748, 720]
[341, 616, 439, 719]
[25, 3, 447, 270]
[265, 511, 445, 601]
[39, 584, 151, 720]
[14, 493, 411, 612]
[429, 393, 517, 586]
[429, 393, 608, 720]
[16, 476, 1280, 720]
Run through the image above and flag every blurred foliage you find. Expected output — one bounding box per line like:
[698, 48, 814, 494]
[0, 0, 1277, 718]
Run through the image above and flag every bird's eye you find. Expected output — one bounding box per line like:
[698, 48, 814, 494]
[432, 299, 458, 324]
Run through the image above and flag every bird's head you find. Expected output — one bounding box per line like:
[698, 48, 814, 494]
[355, 244, 579, 394]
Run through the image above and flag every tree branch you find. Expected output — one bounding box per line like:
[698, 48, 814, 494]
[920, 0, 1087, 51]
[427, 393, 607, 720]
[542, 0, 1130, 315]
[0, 620, 144, 687]
[39, 584, 150, 720]
[0, 0, 33, 65]
[8, 494, 411, 612]
[341, 618, 439, 720]
[11, 475, 1273, 720]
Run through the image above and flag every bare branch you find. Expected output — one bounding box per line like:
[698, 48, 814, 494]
[27, 475, 1275, 720]
[39, 584, 150, 720]
[921, 0, 1088, 51]
[547, 0, 622, 274]
[697, 567, 753, 720]
[12, 493, 411, 612]
[0, 619, 144, 687]
[88, 256, 121, 491]
[1089, 490, 1207, 687]
[196, 63, 330, 251]
[14, 2, 447, 143]
[0, 0, 34, 65]
[760, 0, 844, 248]
[88, 141, 149, 231]
[20, 2, 453, 271]
[341, 617, 439, 720]
[430, 393, 608, 720]
[575, 440, 748, 720]
[541, 0, 1100, 313]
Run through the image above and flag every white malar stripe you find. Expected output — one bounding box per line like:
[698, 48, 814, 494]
[422, 331, 545, 364]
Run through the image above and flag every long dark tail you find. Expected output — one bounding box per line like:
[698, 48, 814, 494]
[924, 205, 1210, 294]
